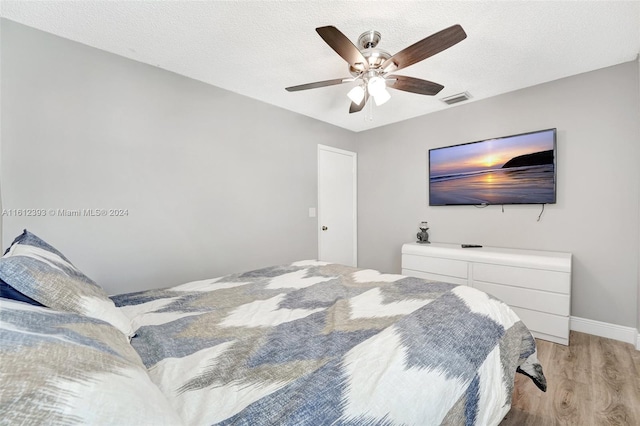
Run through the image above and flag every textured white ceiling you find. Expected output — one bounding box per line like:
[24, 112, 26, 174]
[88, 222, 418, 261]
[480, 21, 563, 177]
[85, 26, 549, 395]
[2, 1, 639, 132]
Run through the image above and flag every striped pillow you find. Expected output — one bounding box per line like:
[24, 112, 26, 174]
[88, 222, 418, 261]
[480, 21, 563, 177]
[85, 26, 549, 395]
[0, 230, 134, 338]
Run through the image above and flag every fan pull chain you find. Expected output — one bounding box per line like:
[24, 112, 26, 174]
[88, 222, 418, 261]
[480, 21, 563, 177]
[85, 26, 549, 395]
[365, 98, 374, 121]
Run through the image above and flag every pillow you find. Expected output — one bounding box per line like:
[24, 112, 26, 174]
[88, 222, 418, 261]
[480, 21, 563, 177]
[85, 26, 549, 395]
[0, 278, 44, 306]
[0, 299, 184, 425]
[0, 230, 134, 338]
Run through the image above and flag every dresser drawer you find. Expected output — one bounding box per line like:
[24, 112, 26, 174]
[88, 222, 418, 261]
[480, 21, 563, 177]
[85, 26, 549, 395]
[402, 254, 468, 279]
[510, 306, 569, 343]
[473, 281, 570, 316]
[401, 269, 468, 286]
[473, 263, 570, 294]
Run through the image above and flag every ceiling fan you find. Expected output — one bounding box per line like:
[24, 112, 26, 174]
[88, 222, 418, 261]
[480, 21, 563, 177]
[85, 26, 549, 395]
[285, 25, 467, 113]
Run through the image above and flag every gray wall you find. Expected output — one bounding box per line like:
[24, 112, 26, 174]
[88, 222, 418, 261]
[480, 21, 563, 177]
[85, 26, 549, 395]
[2, 20, 639, 331]
[356, 60, 640, 328]
[0, 20, 3, 248]
[0, 20, 356, 294]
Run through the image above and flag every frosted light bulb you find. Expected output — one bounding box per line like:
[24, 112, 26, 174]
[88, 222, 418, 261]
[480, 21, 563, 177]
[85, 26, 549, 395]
[347, 85, 365, 105]
[367, 76, 386, 97]
[373, 87, 391, 106]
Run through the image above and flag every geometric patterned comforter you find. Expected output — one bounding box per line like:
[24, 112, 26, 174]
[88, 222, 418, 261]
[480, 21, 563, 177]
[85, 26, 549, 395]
[113, 260, 546, 426]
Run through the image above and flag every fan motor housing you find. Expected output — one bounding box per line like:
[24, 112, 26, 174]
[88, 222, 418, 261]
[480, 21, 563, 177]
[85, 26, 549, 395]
[349, 30, 391, 76]
[349, 48, 391, 76]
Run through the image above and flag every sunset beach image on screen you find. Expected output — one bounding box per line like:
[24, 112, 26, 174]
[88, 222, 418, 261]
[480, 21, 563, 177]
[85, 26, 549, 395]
[428, 129, 556, 206]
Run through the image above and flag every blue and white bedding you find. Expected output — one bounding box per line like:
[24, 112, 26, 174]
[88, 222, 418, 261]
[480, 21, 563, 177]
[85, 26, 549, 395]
[112, 260, 547, 426]
[0, 299, 182, 425]
[0, 229, 545, 425]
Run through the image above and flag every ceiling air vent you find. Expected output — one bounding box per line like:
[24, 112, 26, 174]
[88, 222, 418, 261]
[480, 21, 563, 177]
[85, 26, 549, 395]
[441, 91, 471, 105]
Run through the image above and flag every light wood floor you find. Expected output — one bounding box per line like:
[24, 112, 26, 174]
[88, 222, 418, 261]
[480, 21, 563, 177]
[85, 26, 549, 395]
[501, 331, 640, 426]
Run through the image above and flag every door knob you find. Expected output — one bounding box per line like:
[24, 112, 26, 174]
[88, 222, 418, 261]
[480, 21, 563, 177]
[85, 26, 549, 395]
[322, 226, 328, 231]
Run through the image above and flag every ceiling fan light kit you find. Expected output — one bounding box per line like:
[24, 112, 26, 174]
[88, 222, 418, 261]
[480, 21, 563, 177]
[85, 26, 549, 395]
[347, 85, 365, 105]
[285, 24, 467, 115]
[368, 79, 391, 106]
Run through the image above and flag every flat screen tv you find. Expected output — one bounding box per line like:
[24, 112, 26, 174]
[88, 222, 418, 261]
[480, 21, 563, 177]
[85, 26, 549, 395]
[429, 128, 557, 206]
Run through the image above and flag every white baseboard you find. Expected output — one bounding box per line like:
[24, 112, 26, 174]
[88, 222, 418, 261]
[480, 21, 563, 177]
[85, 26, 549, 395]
[570, 316, 638, 347]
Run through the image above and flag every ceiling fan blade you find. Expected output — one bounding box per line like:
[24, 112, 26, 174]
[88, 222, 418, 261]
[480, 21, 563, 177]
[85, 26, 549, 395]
[349, 91, 369, 113]
[285, 78, 350, 92]
[381, 24, 467, 73]
[387, 75, 444, 96]
[316, 26, 369, 72]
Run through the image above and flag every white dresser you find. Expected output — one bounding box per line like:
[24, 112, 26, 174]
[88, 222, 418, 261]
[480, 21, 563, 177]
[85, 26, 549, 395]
[401, 242, 572, 345]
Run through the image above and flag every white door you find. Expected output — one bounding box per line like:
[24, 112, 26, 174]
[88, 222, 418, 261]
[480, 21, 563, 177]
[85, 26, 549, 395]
[318, 144, 357, 266]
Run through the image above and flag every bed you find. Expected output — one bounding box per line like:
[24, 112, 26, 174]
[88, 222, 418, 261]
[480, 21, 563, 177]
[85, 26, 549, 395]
[0, 230, 546, 425]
